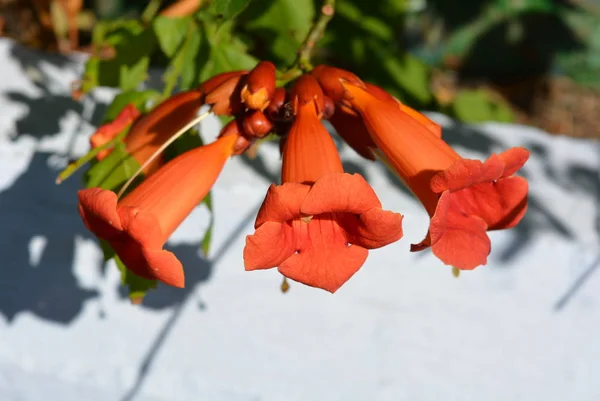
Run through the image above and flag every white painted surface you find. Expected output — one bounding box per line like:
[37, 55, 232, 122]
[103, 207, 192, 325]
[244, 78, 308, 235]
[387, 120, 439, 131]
[0, 39, 599, 401]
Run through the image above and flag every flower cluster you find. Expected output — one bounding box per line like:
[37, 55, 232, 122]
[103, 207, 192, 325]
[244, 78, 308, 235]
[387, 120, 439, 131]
[78, 61, 529, 293]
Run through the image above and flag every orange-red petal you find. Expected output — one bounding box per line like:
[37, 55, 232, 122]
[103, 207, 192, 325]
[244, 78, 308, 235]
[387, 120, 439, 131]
[244, 221, 297, 270]
[499, 147, 530, 177]
[340, 207, 404, 249]
[125, 89, 203, 174]
[254, 183, 310, 228]
[281, 103, 344, 184]
[301, 173, 381, 215]
[328, 105, 377, 160]
[278, 216, 369, 293]
[77, 188, 123, 238]
[77, 188, 185, 287]
[430, 154, 505, 194]
[425, 190, 491, 270]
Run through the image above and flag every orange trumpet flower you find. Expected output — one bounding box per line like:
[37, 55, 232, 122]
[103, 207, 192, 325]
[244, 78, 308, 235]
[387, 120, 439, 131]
[341, 82, 529, 270]
[78, 134, 238, 288]
[244, 75, 403, 292]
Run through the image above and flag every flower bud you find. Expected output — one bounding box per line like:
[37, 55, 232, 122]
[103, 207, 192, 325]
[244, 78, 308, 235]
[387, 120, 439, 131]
[199, 71, 247, 95]
[311, 65, 365, 103]
[218, 119, 252, 155]
[290, 74, 325, 117]
[205, 74, 246, 116]
[322, 96, 335, 120]
[243, 110, 274, 138]
[265, 87, 288, 121]
[241, 61, 276, 110]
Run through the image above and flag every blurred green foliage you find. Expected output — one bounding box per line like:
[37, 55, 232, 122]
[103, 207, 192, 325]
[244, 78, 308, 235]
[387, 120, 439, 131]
[82, 0, 598, 121]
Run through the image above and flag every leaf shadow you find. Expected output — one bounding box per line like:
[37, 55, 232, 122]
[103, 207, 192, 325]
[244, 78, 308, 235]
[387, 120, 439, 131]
[5, 40, 107, 141]
[0, 151, 99, 324]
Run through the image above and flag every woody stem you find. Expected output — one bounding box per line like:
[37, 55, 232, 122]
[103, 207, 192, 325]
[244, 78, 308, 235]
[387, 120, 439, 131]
[280, 0, 335, 81]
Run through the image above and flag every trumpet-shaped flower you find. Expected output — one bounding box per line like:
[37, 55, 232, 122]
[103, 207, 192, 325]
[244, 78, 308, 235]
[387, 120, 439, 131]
[244, 75, 403, 292]
[341, 82, 529, 270]
[78, 135, 238, 288]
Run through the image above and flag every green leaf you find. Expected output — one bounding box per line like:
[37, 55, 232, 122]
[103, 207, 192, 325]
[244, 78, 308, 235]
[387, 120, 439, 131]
[199, 22, 258, 80]
[84, 141, 141, 192]
[119, 56, 150, 92]
[240, 0, 314, 64]
[370, 42, 432, 104]
[103, 89, 161, 122]
[215, 0, 252, 20]
[81, 20, 156, 93]
[452, 89, 515, 123]
[153, 16, 192, 57]
[162, 21, 203, 95]
[180, 24, 204, 89]
[336, 1, 393, 42]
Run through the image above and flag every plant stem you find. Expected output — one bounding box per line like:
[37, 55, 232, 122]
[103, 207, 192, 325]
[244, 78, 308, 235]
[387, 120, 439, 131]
[141, 0, 163, 23]
[291, 0, 336, 73]
[55, 128, 130, 184]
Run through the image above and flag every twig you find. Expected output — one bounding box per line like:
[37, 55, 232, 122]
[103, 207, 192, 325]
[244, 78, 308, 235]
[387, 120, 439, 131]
[287, 0, 336, 74]
[141, 0, 163, 23]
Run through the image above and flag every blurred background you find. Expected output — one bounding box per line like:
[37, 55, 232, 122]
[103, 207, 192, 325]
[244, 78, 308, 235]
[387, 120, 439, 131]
[1, 0, 599, 137]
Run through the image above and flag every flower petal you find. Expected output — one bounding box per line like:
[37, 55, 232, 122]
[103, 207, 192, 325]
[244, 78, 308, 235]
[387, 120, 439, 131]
[278, 216, 368, 293]
[301, 173, 382, 215]
[340, 208, 404, 249]
[77, 188, 123, 240]
[430, 154, 505, 193]
[278, 244, 367, 293]
[141, 247, 185, 288]
[254, 183, 310, 228]
[117, 206, 165, 249]
[499, 147, 530, 177]
[244, 221, 297, 270]
[281, 103, 344, 183]
[417, 191, 491, 270]
[328, 106, 377, 160]
[398, 104, 442, 138]
[488, 176, 528, 230]
[112, 237, 184, 288]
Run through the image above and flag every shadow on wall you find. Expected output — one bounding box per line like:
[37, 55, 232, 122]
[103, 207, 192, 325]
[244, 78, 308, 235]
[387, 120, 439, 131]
[0, 152, 98, 324]
[0, 150, 221, 325]
[5, 42, 108, 141]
